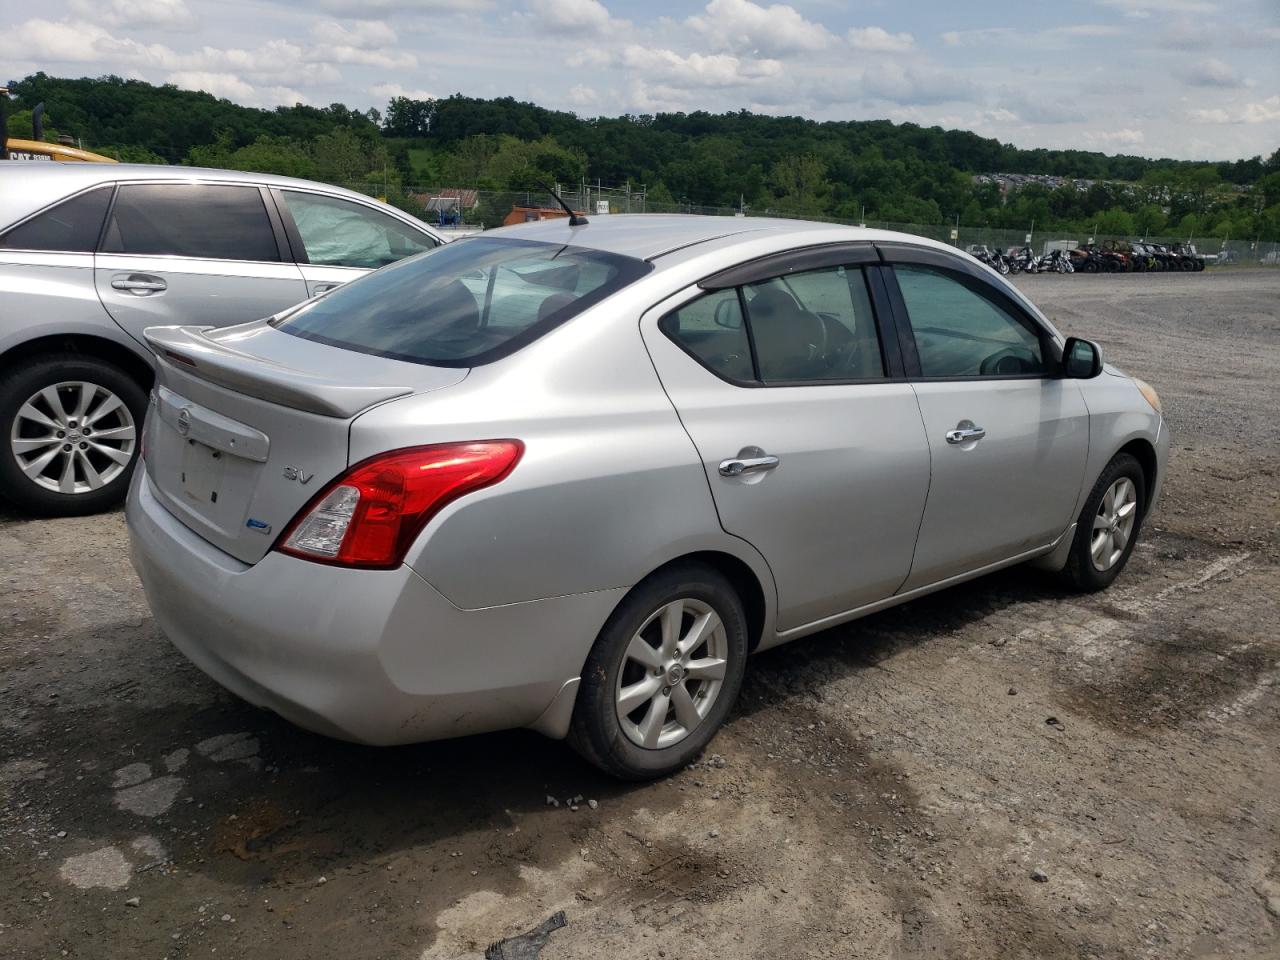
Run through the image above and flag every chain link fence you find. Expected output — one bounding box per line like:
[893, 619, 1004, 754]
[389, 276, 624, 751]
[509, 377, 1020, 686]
[341, 181, 1280, 266]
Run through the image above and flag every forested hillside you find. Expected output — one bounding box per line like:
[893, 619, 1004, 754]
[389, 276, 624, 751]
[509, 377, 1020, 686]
[7, 73, 1279, 240]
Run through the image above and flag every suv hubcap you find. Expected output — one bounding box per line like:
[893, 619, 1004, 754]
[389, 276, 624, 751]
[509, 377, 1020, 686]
[616, 597, 729, 750]
[10, 381, 136, 495]
[1091, 477, 1137, 572]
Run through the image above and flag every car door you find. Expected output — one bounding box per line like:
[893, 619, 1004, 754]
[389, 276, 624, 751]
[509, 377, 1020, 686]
[272, 189, 441, 297]
[642, 247, 931, 634]
[94, 182, 307, 346]
[879, 245, 1090, 591]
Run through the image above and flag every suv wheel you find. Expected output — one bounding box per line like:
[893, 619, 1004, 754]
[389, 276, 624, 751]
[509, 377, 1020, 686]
[0, 355, 148, 516]
[569, 563, 748, 780]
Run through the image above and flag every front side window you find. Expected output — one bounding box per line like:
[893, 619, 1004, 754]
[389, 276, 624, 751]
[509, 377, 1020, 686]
[893, 264, 1046, 378]
[0, 185, 113, 253]
[280, 191, 437, 269]
[274, 236, 651, 366]
[101, 184, 280, 262]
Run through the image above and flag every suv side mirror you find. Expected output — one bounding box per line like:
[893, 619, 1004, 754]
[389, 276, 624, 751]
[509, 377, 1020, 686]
[1062, 337, 1103, 379]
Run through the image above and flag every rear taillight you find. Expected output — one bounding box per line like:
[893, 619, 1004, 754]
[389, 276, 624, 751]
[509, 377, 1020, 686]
[276, 440, 524, 569]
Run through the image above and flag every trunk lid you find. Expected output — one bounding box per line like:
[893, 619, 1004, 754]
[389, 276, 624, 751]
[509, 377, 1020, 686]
[142, 321, 467, 564]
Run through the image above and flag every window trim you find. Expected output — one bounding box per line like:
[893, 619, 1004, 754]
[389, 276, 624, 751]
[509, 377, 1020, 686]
[0, 182, 117, 254]
[877, 246, 1064, 382]
[660, 254, 904, 389]
[98, 180, 286, 265]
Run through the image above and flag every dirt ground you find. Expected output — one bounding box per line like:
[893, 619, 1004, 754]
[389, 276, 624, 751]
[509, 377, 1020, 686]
[2, 268, 1278, 960]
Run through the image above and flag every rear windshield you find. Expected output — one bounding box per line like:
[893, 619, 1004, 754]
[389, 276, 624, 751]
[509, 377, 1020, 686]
[273, 236, 652, 366]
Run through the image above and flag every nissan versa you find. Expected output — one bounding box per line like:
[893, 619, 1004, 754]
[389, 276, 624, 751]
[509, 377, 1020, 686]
[126, 215, 1167, 780]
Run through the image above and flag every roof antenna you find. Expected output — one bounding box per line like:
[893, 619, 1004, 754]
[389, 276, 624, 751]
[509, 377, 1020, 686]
[544, 183, 588, 226]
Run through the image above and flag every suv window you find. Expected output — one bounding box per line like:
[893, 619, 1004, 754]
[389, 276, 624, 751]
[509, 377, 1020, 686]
[280, 191, 437, 269]
[744, 265, 883, 381]
[0, 185, 113, 253]
[101, 184, 280, 262]
[893, 264, 1046, 378]
[274, 236, 651, 366]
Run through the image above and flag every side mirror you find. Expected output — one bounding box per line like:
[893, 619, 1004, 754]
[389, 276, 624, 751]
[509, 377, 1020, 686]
[1062, 337, 1103, 379]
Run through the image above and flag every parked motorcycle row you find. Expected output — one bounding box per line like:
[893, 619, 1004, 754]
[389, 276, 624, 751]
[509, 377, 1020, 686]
[967, 240, 1209, 276]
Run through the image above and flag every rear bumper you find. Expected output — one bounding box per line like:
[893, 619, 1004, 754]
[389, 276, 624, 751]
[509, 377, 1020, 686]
[127, 470, 622, 745]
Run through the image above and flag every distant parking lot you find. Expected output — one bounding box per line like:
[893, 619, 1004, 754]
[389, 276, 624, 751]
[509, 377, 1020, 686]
[2, 269, 1277, 959]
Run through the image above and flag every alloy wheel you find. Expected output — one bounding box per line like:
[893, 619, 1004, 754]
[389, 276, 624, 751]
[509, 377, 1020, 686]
[1091, 477, 1138, 572]
[9, 381, 137, 495]
[615, 597, 729, 749]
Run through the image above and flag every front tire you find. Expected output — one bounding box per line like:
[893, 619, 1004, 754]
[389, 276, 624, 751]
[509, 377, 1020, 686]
[1061, 453, 1146, 592]
[0, 354, 148, 516]
[569, 563, 749, 780]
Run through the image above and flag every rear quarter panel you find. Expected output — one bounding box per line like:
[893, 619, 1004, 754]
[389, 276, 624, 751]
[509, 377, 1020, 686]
[348, 282, 777, 616]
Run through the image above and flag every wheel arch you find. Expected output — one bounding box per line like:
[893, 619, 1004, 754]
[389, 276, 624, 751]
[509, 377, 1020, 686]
[1116, 437, 1158, 518]
[0, 333, 154, 391]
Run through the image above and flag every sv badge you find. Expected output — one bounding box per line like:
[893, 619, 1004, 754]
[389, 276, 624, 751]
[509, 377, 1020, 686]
[282, 465, 314, 484]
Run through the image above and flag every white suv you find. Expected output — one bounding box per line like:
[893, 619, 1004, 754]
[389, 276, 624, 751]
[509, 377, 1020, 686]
[0, 163, 443, 515]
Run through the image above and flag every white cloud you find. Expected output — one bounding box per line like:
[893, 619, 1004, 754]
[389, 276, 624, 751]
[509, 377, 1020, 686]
[369, 81, 435, 101]
[567, 48, 612, 68]
[622, 45, 782, 88]
[942, 24, 1120, 47]
[312, 20, 399, 48]
[846, 26, 914, 53]
[1185, 57, 1243, 88]
[1093, 0, 1214, 18]
[1190, 96, 1280, 125]
[568, 84, 598, 106]
[1082, 127, 1146, 146]
[69, 0, 196, 29]
[164, 71, 305, 107]
[688, 0, 835, 56]
[526, 0, 613, 34]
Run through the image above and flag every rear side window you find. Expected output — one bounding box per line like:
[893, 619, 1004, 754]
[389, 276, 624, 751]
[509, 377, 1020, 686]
[274, 236, 651, 366]
[101, 184, 280, 262]
[280, 191, 437, 268]
[661, 263, 886, 385]
[659, 289, 753, 382]
[744, 265, 883, 381]
[893, 265, 1046, 378]
[0, 185, 113, 252]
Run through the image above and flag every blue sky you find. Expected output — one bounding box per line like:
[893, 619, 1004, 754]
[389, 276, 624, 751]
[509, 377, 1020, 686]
[1, 0, 1277, 161]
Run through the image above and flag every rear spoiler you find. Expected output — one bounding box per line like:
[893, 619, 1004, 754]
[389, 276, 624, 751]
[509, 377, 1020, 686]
[144, 325, 414, 418]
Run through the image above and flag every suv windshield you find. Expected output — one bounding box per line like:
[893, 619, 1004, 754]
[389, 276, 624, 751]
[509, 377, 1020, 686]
[274, 236, 652, 366]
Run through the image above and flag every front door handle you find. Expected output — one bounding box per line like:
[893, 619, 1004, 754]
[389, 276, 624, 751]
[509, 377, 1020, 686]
[945, 423, 987, 444]
[719, 453, 780, 477]
[111, 274, 167, 296]
[312, 281, 344, 295]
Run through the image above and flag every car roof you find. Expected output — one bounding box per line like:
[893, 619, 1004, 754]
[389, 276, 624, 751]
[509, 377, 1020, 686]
[489, 213, 962, 263]
[0, 161, 425, 230]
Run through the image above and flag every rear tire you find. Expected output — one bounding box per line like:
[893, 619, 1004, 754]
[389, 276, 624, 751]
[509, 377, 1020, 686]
[569, 563, 749, 780]
[1061, 453, 1146, 592]
[0, 354, 148, 516]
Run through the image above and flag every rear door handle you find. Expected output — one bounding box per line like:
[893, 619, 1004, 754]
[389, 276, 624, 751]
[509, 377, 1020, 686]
[111, 274, 167, 296]
[945, 424, 987, 444]
[312, 282, 343, 295]
[719, 454, 780, 477]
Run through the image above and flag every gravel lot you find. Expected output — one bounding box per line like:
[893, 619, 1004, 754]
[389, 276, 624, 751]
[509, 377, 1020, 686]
[2, 268, 1278, 960]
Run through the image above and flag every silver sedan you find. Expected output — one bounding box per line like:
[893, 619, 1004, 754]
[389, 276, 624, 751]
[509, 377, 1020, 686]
[127, 215, 1168, 779]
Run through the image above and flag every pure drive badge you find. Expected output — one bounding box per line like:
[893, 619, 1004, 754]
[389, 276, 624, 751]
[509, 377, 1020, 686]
[246, 518, 272, 534]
